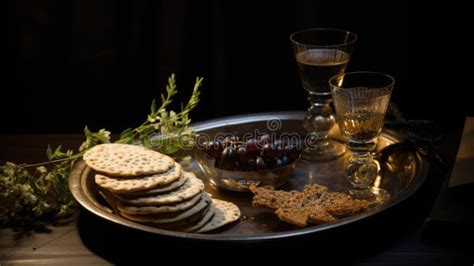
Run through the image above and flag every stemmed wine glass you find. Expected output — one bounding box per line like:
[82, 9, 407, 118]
[290, 28, 357, 161]
[330, 71, 394, 202]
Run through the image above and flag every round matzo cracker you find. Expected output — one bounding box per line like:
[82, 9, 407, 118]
[117, 193, 202, 215]
[120, 193, 211, 224]
[115, 172, 204, 205]
[115, 174, 187, 195]
[196, 199, 241, 233]
[84, 143, 175, 177]
[178, 204, 216, 232]
[95, 163, 182, 193]
[153, 204, 211, 229]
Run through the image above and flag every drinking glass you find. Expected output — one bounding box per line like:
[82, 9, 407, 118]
[330, 71, 394, 201]
[290, 28, 357, 161]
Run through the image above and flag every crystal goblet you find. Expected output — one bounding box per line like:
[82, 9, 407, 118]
[330, 71, 394, 202]
[290, 28, 357, 161]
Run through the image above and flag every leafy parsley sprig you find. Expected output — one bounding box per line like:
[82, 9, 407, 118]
[0, 74, 203, 227]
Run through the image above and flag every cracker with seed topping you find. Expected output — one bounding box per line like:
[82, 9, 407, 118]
[250, 184, 368, 227]
[84, 143, 175, 177]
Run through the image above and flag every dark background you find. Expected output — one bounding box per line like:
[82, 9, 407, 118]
[5, 0, 460, 133]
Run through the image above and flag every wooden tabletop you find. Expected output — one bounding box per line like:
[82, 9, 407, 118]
[0, 131, 472, 264]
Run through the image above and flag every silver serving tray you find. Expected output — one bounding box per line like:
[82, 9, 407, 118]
[69, 112, 428, 241]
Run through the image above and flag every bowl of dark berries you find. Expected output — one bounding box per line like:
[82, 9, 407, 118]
[196, 135, 302, 191]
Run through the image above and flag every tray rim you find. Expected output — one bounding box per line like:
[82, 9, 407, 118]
[69, 111, 428, 242]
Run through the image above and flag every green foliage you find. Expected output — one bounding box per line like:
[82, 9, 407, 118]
[118, 74, 203, 156]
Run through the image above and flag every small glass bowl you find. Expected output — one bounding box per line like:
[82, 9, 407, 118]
[194, 150, 299, 192]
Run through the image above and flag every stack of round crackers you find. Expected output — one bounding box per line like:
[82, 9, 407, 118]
[83, 143, 240, 233]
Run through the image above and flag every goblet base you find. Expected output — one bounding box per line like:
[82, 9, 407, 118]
[349, 187, 390, 204]
[301, 139, 346, 162]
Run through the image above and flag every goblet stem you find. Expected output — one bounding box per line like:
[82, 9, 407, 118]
[346, 140, 389, 202]
[302, 91, 345, 161]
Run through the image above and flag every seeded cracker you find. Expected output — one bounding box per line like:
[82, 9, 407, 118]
[84, 143, 175, 176]
[94, 163, 182, 193]
[115, 174, 187, 195]
[196, 199, 241, 233]
[117, 193, 202, 215]
[114, 172, 204, 205]
[177, 205, 216, 232]
[250, 184, 368, 227]
[120, 193, 211, 224]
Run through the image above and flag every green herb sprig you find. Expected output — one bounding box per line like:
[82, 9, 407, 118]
[0, 74, 203, 227]
[118, 74, 203, 155]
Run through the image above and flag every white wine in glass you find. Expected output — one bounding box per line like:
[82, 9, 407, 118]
[296, 49, 350, 94]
